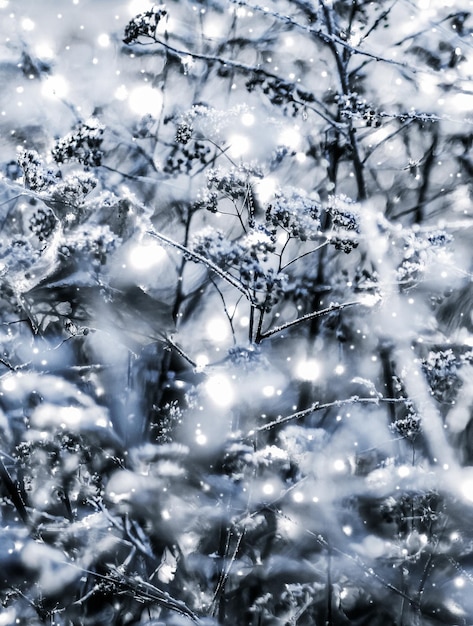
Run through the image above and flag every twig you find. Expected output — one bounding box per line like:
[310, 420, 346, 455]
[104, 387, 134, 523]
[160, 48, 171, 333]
[147, 229, 253, 301]
[245, 396, 405, 436]
[255, 300, 361, 342]
[136, 36, 345, 133]
[165, 334, 197, 368]
[107, 567, 200, 622]
[273, 508, 421, 608]
[230, 0, 416, 71]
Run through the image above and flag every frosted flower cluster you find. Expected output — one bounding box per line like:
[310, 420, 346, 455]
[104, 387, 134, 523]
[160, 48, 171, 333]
[19, 150, 97, 211]
[327, 194, 360, 253]
[207, 164, 263, 200]
[191, 225, 286, 310]
[265, 187, 320, 241]
[422, 349, 466, 404]
[52, 118, 105, 168]
[18, 149, 59, 192]
[123, 4, 167, 44]
[60, 223, 120, 268]
[397, 229, 453, 282]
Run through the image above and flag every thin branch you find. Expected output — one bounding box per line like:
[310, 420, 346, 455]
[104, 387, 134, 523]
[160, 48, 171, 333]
[164, 335, 197, 368]
[230, 0, 419, 71]
[276, 509, 421, 607]
[414, 130, 439, 224]
[107, 567, 200, 622]
[209, 275, 237, 344]
[147, 229, 253, 301]
[136, 37, 345, 133]
[245, 395, 405, 436]
[256, 300, 361, 342]
[320, 0, 367, 200]
[280, 240, 329, 271]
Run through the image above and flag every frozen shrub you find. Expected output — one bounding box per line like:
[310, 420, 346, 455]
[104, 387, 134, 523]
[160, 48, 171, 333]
[1, 0, 473, 624]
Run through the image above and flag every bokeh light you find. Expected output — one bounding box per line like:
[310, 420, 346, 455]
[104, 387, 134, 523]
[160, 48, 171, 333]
[97, 33, 110, 47]
[128, 240, 166, 271]
[295, 358, 321, 382]
[41, 75, 69, 99]
[228, 134, 250, 159]
[205, 317, 230, 343]
[127, 0, 153, 16]
[128, 85, 163, 116]
[21, 17, 35, 31]
[35, 42, 55, 59]
[205, 373, 234, 407]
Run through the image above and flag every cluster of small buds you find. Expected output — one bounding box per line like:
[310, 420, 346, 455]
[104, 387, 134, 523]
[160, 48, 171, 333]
[191, 228, 241, 267]
[422, 349, 463, 403]
[242, 225, 277, 260]
[391, 401, 422, 439]
[279, 583, 318, 613]
[29, 208, 57, 241]
[240, 226, 286, 309]
[397, 259, 422, 283]
[191, 225, 286, 310]
[151, 400, 182, 444]
[192, 188, 218, 213]
[175, 121, 193, 145]
[163, 140, 211, 174]
[337, 92, 382, 128]
[51, 172, 98, 207]
[327, 194, 360, 253]
[60, 224, 119, 267]
[52, 118, 105, 168]
[397, 229, 452, 283]
[123, 4, 167, 44]
[207, 164, 263, 200]
[2, 237, 40, 272]
[427, 230, 453, 247]
[265, 187, 320, 241]
[245, 72, 306, 116]
[18, 149, 60, 192]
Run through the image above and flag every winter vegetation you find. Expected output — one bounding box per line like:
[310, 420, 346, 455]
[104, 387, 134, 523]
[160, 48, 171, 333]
[1, 0, 473, 623]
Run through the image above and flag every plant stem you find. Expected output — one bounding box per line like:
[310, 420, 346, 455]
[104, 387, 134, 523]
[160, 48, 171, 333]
[256, 300, 361, 342]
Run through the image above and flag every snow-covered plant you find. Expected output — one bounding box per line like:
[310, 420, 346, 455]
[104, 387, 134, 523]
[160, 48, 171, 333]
[0, 0, 473, 624]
